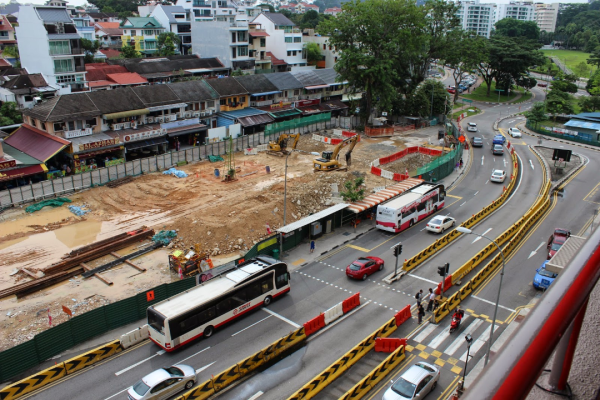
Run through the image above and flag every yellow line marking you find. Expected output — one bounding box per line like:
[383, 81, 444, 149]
[583, 181, 600, 203]
[292, 258, 306, 266]
[318, 245, 347, 260]
[419, 351, 430, 359]
[435, 358, 446, 367]
[346, 244, 370, 252]
[438, 375, 461, 400]
[416, 344, 427, 351]
[446, 194, 463, 199]
[446, 357, 459, 365]
[431, 350, 442, 358]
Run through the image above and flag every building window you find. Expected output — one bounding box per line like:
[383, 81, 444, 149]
[294, 89, 300, 95]
[292, 51, 297, 56]
[130, 30, 137, 36]
[0, 32, 8, 37]
[146, 41, 156, 50]
[323, 44, 326, 50]
[294, 37, 301, 43]
[207, 100, 215, 108]
[144, 30, 153, 35]
[238, 31, 246, 42]
[237, 46, 248, 57]
[239, 96, 245, 103]
[285, 37, 292, 43]
[220, 99, 226, 106]
[49, 40, 70, 55]
[54, 59, 73, 73]
[260, 38, 266, 47]
[56, 74, 77, 83]
[53, 123, 64, 131]
[231, 47, 236, 59]
[287, 51, 292, 56]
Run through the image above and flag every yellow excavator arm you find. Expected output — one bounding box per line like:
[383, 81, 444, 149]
[313, 134, 359, 171]
[331, 135, 358, 160]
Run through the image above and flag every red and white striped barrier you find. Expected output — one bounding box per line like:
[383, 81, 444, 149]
[370, 146, 443, 182]
[312, 131, 360, 146]
[303, 292, 361, 337]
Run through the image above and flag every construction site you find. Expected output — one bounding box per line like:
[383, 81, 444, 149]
[0, 127, 445, 351]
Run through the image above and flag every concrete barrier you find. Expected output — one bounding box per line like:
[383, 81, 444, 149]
[120, 325, 149, 349]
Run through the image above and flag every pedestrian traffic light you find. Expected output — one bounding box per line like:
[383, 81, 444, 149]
[394, 244, 403, 257]
[438, 263, 450, 277]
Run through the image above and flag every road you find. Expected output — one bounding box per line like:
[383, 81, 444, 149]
[23, 86, 599, 400]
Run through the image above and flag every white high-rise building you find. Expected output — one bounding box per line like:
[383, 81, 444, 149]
[497, 2, 535, 23]
[456, 1, 497, 38]
[534, 3, 559, 33]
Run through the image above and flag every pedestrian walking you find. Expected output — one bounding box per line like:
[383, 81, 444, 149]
[417, 304, 425, 324]
[310, 240, 315, 253]
[427, 288, 436, 312]
[455, 161, 459, 171]
[415, 289, 424, 306]
[459, 158, 464, 169]
[175, 138, 180, 152]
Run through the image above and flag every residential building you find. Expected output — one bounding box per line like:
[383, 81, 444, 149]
[120, 17, 166, 56]
[45, 0, 77, 17]
[303, 31, 338, 69]
[456, 1, 497, 39]
[263, 70, 304, 107]
[248, 22, 272, 73]
[0, 73, 58, 108]
[564, 112, 600, 141]
[497, 2, 535, 22]
[73, 15, 95, 41]
[0, 1, 21, 17]
[150, 5, 192, 54]
[95, 22, 123, 49]
[16, 5, 87, 94]
[250, 12, 306, 70]
[324, 7, 341, 16]
[279, 3, 319, 13]
[85, 63, 148, 90]
[0, 15, 16, 50]
[206, 76, 249, 113]
[534, 3, 559, 33]
[87, 12, 120, 24]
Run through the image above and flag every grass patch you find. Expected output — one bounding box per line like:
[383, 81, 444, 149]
[534, 119, 564, 128]
[452, 106, 481, 120]
[461, 81, 520, 103]
[541, 49, 599, 78]
[514, 91, 533, 104]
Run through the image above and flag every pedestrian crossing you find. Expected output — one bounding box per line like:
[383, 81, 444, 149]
[404, 315, 503, 375]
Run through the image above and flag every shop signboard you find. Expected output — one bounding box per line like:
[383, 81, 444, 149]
[81, 138, 120, 151]
[47, 170, 65, 180]
[269, 101, 292, 110]
[0, 160, 17, 170]
[123, 128, 166, 142]
[162, 118, 200, 130]
[296, 99, 320, 108]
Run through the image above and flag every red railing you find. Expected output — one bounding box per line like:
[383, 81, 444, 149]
[463, 227, 600, 399]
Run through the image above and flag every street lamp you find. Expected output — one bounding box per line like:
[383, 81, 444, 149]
[463, 333, 473, 383]
[456, 226, 506, 366]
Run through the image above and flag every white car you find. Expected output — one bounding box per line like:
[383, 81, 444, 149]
[127, 365, 196, 400]
[467, 122, 477, 132]
[508, 127, 522, 138]
[426, 216, 456, 233]
[491, 169, 507, 183]
[383, 362, 440, 400]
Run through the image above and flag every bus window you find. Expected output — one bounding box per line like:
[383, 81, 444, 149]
[216, 298, 233, 316]
[275, 265, 288, 289]
[432, 193, 438, 203]
[440, 189, 445, 200]
[261, 276, 274, 294]
[178, 314, 198, 336]
[196, 307, 215, 326]
[148, 308, 166, 334]
[231, 288, 247, 307]
[417, 201, 425, 212]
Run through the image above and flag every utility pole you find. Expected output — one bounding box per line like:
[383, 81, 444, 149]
[391, 242, 403, 278]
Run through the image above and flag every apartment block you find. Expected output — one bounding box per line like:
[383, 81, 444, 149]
[534, 3, 558, 33]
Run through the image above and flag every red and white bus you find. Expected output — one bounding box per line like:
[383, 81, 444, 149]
[376, 183, 446, 233]
[147, 256, 290, 351]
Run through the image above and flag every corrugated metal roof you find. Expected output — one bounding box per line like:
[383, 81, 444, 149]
[312, 68, 346, 85]
[564, 119, 600, 131]
[36, 7, 73, 23]
[264, 72, 304, 90]
[1, 143, 43, 165]
[234, 74, 279, 95]
[346, 178, 423, 213]
[277, 203, 349, 234]
[4, 125, 70, 162]
[547, 236, 586, 274]
[291, 70, 327, 87]
[219, 107, 267, 119]
[158, 5, 187, 23]
[238, 113, 274, 127]
[259, 12, 296, 27]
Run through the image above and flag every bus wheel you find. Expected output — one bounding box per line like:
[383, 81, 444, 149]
[409, 220, 414, 227]
[263, 296, 273, 306]
[204, 326, 214, 338]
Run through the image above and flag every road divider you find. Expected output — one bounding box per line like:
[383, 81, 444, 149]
[119, 325, 149, 349]
[304, 314, 326, 336]
[342, 292, 360, 314]
[374, 338, 405, 353]
[323, 303, 344, 325]
[394, 305, 411, 326]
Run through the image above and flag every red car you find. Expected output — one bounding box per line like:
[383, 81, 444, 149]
[538, 83, 548, 87]
[547, 228, 570, 259]
[346, 256, 385, 280]
[447, 88, 456, 94]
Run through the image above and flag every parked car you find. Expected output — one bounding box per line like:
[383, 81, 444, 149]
[382, 362, 440, 400]
[346, 256, 384, 280]
[492, 134, 506, 145]
[533, 261, 558, 290]
[426, 215, 456, 233]
[538, 82, 548, 87]
[467, 122, 477, 132]
[447, 88, 456, 94]
[508, 127, 522, 138]
[547, 228, 571, 260]
[490, 169, 506, 183]
[127, 365, 196, 400]
[471, 136, 483, 147]
[492, 144, 504, 155]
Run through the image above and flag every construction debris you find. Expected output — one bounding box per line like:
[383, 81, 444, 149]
[152, 230, 177, 246]
[68, 205, 91, 216]
[163, 167, 188, 178]
[105, 176, 134, 188]
[25, 198, 72, 213]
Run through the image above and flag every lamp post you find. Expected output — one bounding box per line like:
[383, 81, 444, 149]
[456, 226, 506, 366]
[458, 333, 473, 392]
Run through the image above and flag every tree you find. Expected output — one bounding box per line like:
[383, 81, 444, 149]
[494, 19, 540, 41]
[259, 3, 275, 13]
[524, 102, 547, 128]
[545, 89, 575, 121]
[157, 32, 180, 56]
[80, 38, 101, 63]
[301, 10, 320, 29]
[588, 48, 600, 68]
[2, 45, 19, 60]
[340, 177, 365, 202]
[584, 35, 599, 53]
[306, 42, 322, 64]
[400, 79, 448, 117]
[573, 61, 591, 78]
[0, 102, 23, 126]
[120, 44, 141, 59]
[579, 95, 600, 112]
[516, 75, 537, 92]
[550, 79, 578, 93]
[587, 69, 600, 95]
[118, 11, 134, 20]
[442, 32, 484, 102]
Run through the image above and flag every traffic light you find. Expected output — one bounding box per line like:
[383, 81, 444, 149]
[394, 244, 403, 257]
[438, 263, 450, 277]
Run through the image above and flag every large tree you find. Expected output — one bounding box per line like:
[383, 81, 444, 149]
[0, 102, 23, 126]
[305, 42, 322, 64]
[579, 95, 600, 112]
[157, 32, 180, 57]
[545, 89, 575, 120]
[442, 32, 485, 101]
[494, 18, 540, 41]
[120, 44, 141, 59]
[524, 101, 547, 128]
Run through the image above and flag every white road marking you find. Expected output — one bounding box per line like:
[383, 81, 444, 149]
[427, 326, 453, 349]
[115, 350, 166, 376]
[248, 392, 264, 400]
[481, 156, 484, 165]
[408, 274, 439, 285]
[503, 158, 507, 167]
[474, 191, 479, 196]
[196, 361, 216, 375]
[528, 241, 546, 259]
[485, 180, 489, 184]
[444, 319, 483, 356]
[232, 316, 272, 336]
[414, 323, 438, 342]
[263, 307, 301, 328]
[471, 295, 516, 312]
[529, 160, 534, 170]
[103, 388, 130, 400]
[472, 228, 492, 243]
[460, 201, 467, 207]
[421, 227, 427, 231]
[176, 346, 211, 364]
[459, 325, 499, 362]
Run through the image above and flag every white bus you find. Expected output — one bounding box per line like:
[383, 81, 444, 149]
[376, 183, 446, 233]
[147, 256, 290, 351]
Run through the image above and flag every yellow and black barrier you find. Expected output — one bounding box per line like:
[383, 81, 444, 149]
[177, 327, 307, 400]
[0, 339, 124, 400]
[339, 345, 406, 400]
[403, 151, 519, 272]
[287, 318, 397, 400]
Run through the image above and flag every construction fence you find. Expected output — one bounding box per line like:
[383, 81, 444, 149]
[0, 115, 337, 208]
[526, 120, 600, 147]
[416, 143, 463, 182]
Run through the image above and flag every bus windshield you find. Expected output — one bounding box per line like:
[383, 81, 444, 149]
[148, 308, 166, 334]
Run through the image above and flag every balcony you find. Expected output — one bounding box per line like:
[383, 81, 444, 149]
[193, 0, 210, 5]
[253, 55, 271, 63]
[64, 127, 92, 138]
[299, 93, 321, 100]
[250, 99, 274, 107]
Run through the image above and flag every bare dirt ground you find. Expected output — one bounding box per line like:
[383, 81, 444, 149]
[0, 130, 443, 351]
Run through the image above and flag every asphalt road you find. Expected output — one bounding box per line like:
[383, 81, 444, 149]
[23, 86, 599, 400]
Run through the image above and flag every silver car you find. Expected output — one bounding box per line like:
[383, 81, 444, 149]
[383, 362, 440, 400]
[127, 365, 196, 400]
[508, 127, 522, 138]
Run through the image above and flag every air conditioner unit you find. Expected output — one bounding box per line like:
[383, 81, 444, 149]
[185, 112, 192, 118]
[170, 115, 177, 121]
[157, 117, 164, 123]
[193, 112, 200, 117]
[147, 117, 154, 123]
[85, 124, 90, 128]
[138, 120, 144, 125]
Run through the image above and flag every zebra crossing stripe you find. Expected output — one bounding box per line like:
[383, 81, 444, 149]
[444, 319, 483, 356]
[458, 324, 499, 362]
[427, 326, 453, 349]
[414, 324, 437, 342]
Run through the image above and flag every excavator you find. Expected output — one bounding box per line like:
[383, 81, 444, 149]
[313, 135, 359, 172]
[267, 133, 300, 157]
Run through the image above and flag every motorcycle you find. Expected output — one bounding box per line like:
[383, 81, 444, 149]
[449, 310, 464, 333]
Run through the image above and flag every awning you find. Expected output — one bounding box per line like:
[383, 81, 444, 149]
[251, 91, 281, 97]
[238, 114, 275, 127]
[147, 103, 188, 112]
[249, 31, 269, 37]
[346, 178, 423, 213]
[104, 109, 149, 119]
[296, 106, 323, 115]
[269, 109, 302, 119]
[3, 125, 69, 162]
[277, 203, 349, 234]
[125, 138, 168, 151]
[166, 123, 207, 137]
[319, 100, 349, 112]
[0, 164, 48, 182]
[305, 85, 330, 90]
[69, 133, 121, 153]
[75, 147, 123, 158]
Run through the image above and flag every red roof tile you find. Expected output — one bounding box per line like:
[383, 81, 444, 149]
[0, 16, 14, 31]
[89, 80, 113, 88]
[266, 52, 287, 66]
[106, 72, 148, 85]
[99, 49, 122, 59]
[0, 59, 12, 68]
[4, 124, 70, 162]
[249, 31, 269, 37]
[95, 22, 120, 29]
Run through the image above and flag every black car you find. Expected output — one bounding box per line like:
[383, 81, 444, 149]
[471, 137, 483, 147]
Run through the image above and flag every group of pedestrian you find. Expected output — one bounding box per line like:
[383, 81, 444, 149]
[416, 288, 438, 324]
